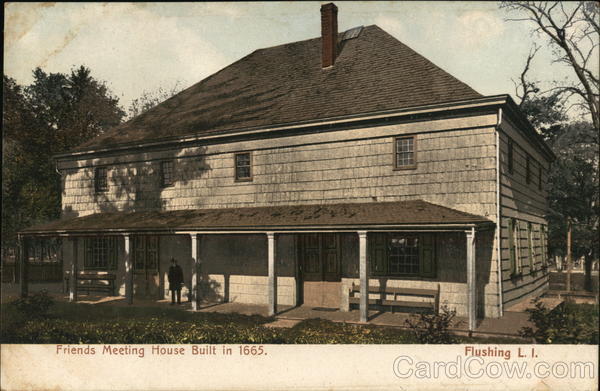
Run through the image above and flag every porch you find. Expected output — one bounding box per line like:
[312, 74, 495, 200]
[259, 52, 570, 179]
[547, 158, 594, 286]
[1, 282, 547, 338]
[18, 200, 495, 333]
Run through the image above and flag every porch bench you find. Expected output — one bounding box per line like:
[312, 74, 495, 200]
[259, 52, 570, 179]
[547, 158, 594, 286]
[64, 272, 116, 296]
[347, 283, 438, 313]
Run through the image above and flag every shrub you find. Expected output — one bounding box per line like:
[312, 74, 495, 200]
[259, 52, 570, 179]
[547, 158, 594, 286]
[288, 319, 415, 344]
[520, 300, 599, 344]
[404, 306, 459, 344]
[1, 318, 286, 344]
[9, 290, 54, 319]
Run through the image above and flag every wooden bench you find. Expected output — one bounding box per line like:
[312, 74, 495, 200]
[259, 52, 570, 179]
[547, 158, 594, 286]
[348, 283, 439, 313]
[65, 272, 116, 296]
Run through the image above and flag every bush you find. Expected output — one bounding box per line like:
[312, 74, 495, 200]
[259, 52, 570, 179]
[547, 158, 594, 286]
[520, 300, 599, 344]
[288, 319, 415, 344]
[404, 306, 459, 344]
[1, 317, 414, 344]
[9, 290, 54, 319]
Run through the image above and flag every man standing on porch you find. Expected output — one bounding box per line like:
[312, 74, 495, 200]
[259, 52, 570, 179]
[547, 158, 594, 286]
[168, 258, 184, 305]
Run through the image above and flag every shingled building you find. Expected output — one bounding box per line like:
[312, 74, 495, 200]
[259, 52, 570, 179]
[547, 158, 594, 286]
[21, 3, 554, 331]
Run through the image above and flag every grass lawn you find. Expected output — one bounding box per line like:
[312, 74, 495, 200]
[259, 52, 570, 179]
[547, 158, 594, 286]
[1, 297, 526, 344]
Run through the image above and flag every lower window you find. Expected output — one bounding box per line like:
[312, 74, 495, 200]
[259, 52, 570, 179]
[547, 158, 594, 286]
[369, 233, 436, 277]
[84, 236, 118, 270]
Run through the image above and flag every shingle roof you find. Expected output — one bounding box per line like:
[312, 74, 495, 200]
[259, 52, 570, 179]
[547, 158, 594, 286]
[22, 200, 493, 234]
[76, 25, 481, 152]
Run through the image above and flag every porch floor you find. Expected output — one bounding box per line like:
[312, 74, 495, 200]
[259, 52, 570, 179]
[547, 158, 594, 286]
[2, 282, 558, 338]
[191, 302, 534, 338]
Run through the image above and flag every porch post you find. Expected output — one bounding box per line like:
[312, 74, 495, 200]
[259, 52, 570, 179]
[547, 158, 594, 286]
[267, 232, 277, 316]
[358, 231, 369, 323]
[124, 234, 133, 305]
[18, 235, 29, 298]
[69, 237, 78, 302]
[466, 227, 477, 334]
[191, 234, 200, 311]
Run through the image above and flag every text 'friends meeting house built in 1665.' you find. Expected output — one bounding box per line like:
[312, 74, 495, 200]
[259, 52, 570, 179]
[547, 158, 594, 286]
[20, 3, 554, 332]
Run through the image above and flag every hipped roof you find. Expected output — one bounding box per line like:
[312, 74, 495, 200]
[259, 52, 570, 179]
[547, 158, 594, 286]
[74, 25, 481, 152]
[22, 200, 493, 235]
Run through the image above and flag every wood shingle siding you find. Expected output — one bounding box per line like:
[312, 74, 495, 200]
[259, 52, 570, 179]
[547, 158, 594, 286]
[498, 116, 550, 307]
[59, 118, 498, 219]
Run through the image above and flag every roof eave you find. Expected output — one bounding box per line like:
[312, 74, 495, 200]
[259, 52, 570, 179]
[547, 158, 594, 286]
[55, 95, 511, 161]
[21, 221, 495, 236]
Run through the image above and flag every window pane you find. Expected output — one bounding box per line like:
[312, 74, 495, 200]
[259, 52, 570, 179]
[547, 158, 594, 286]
[84, 237, 116, 270]
[388, 235, 419, 275]
[395, 138, 415, 167]
[161, 161, 174, 187]
[235, 153, 252, 179]
[95, 167, 108, 192]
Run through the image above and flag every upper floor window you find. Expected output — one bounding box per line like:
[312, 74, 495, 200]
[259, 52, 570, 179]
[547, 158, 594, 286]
[94, 167, 108, 193]
[538, 165, 543, 190]
[160, 160, 174, 187]
[235, 152, 252, 181]
[525, 155, 531, 184]
[394, 136, 416, 169]
[507, 138, 514, 175]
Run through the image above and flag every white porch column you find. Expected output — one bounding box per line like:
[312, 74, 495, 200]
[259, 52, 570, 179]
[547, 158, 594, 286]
[191, 234, 200, 311]
[466, 228, 477, 334]
[69, 237, 78, 302]
[19, 235, 29, 298]
[267, 232, 277, 316]
[124, 235, 133, 305]
[358, 231, 369, 323]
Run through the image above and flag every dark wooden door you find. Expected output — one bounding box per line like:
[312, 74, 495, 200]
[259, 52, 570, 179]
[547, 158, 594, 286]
[132, 235, 160, 298]
[299, 234, 341, 282]
[321, 233, 341, 282]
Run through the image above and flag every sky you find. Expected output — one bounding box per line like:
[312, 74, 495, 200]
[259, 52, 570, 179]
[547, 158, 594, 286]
[3, 2, 590, 116]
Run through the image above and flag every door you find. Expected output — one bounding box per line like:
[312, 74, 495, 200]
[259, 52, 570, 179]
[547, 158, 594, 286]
[298, 233, 341, 308]
[132, 235, 160, 298]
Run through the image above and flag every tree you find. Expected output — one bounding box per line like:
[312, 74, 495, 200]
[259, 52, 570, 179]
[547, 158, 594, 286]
[502, 1, 599, 131]
[2, 67, 125, 250]
[127, 81, 183, 119]
[546, 122, 599, 291]
[504, 2, 600, 291]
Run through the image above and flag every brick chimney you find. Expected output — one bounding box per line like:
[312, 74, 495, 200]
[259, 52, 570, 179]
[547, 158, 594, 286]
[320, 3, 338, 68]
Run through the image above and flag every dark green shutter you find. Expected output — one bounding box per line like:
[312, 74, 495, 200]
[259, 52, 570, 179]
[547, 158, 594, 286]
[369, 233, 387, 275]
[508, 219, 516, 274]
[420, 234, 436, 277]
[527, 223, 533, 270]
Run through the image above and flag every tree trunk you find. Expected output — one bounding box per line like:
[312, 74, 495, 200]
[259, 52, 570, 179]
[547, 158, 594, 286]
[566, 220, 572, 292]
[584, 252, 592, 292]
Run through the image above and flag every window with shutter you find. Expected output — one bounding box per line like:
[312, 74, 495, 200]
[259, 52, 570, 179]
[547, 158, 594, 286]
[368, 233, 436, 278]
[509, 219, 517, 275]
[84, 236, 118, 270]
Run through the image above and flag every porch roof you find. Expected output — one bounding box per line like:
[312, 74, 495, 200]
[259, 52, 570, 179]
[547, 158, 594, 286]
[21, 200, 494, 235]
